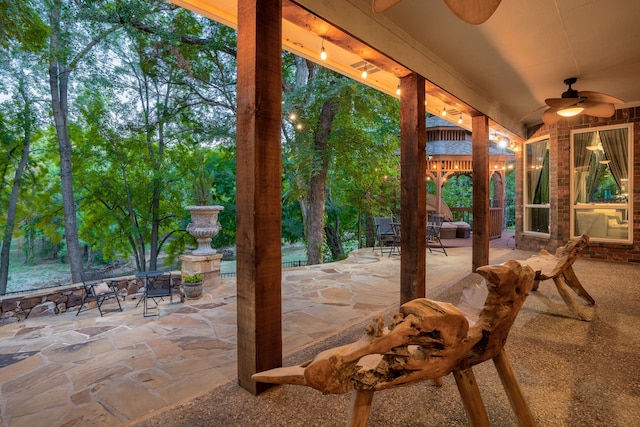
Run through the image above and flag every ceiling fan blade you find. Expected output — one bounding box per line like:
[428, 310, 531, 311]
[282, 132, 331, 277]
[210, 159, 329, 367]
[545, 97, 580, 109]
[443, 0, 502, 25]
[519, 105, 547, 122]
[542, 108, 562, 125]
[578, 91, 624, 105]
[372, 0, 402, 13]
[582, 102, 616, 118]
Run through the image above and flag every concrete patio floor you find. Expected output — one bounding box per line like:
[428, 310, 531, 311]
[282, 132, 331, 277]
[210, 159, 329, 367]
[0, 236, 520, 427]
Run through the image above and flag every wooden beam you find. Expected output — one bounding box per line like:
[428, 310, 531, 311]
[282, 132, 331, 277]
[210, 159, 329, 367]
[399, 73, 427, 304]
[236, 0, 283, 395]
[472, 115, 489, 272]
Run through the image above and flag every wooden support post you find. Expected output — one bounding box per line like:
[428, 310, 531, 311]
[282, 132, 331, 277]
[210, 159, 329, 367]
[236, 0, 283, 394]
[348, 390, 374, 427]
[472, 115, 490, 272]
[453, 368, 491, 427]
[493, 349, 537, 427]
[399, 73, 427, 304]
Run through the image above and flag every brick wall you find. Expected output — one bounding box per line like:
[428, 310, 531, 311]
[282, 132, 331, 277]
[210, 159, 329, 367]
[517, 106, 640, 262]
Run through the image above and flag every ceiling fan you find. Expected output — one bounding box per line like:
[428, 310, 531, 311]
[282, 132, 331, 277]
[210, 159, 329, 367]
[372, 0, 502, 25]
[542, 77, 623, 125]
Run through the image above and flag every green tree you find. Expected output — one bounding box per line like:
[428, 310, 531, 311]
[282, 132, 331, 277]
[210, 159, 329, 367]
[0, 80, 36, 293]
[283, 55, 400, 263]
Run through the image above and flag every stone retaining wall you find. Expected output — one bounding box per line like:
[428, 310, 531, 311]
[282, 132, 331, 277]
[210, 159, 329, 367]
[0, 273, 181, 325]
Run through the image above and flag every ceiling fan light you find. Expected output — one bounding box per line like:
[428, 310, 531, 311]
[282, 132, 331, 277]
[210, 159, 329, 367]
[557, 106, 584, 117]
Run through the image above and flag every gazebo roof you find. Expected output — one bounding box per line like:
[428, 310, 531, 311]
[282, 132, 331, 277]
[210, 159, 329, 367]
[427, 140, 514, 157]
[425, 116, 515, 159]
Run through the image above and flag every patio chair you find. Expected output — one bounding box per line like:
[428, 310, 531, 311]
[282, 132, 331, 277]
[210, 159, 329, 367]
[76, 270, 123, 317]
[427, 214, 447, 256]
[373, 217, 399, 256]
[143, 272, 174, 317]
[389, 221, 401, 257]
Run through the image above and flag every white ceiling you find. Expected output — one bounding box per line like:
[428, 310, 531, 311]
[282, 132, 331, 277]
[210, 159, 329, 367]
[173, 0, 640, 139]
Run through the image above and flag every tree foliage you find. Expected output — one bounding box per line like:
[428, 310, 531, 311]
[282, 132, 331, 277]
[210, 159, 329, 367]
[0, 1, 407, 293]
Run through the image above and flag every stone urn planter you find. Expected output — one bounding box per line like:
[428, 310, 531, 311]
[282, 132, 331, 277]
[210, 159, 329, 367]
[185, 205, 224, 255]
[182, 273, 204, 299]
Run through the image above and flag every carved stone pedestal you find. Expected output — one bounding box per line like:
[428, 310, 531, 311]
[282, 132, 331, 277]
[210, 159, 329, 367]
[179, 253, 223, 294]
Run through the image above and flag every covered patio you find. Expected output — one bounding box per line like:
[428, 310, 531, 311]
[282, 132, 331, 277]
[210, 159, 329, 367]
[167, 0, 640, 399]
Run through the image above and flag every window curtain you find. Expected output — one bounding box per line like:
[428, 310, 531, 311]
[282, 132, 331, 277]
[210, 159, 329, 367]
[599, 128, 628, 194]
[573, 132, 592, 203]
[534, 151, 550, 204]
[526, 139, 548, 204]
[586, 144, 604, 202]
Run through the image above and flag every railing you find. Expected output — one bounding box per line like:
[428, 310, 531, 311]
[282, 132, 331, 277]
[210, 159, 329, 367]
[489, 208, 502, 239]
[221, 259, 308, 279]
[449, 207, 472, 224]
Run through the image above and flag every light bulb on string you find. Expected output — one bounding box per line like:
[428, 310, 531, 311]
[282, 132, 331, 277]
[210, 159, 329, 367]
[441, 103, 447, 117]
[396, 83, 401, 96]
[361, 63, 368, 79]
[458, 114, 463, 124]
[320, 39, 327, 61]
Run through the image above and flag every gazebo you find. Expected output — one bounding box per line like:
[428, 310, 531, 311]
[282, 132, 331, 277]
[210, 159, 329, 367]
[425, 117, 515, 239]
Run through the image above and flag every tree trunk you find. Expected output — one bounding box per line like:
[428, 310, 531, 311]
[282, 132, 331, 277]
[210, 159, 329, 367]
[305, 97, 339, 265]
[48, 6, 85, 283]
[365, 214, 375, 248]
[324, 223, 344, 260]
[0, 83, 32, 294]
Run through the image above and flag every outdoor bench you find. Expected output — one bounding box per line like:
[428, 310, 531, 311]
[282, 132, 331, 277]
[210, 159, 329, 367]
[519, 234, 595, 321]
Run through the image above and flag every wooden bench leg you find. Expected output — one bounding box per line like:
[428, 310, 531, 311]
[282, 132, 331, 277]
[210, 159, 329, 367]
[453, 368, 490, 427]
[348, 390, 374, 427]
[531, 277, 541, 292]
[493, 349, 537, 427]
[562, 266, 595, 305]
[553, 275, 591, 321]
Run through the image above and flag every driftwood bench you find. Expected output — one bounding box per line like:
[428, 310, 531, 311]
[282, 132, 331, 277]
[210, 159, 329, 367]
[254, 260, 537, 427]
[519, 235, 595, 321]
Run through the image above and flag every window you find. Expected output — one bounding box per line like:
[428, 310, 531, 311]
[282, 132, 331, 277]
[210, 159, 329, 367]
[523, 136, 550, 235]
[571, 124, 633, 242]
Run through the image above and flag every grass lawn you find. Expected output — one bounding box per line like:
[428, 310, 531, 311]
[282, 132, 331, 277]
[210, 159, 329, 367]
[220, 243, 307, 275]
[4, 239, 308, 293]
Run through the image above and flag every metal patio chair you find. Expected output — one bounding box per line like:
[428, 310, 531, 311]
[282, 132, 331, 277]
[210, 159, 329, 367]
[427, 214, 448, 256]
[76, 270, 123, 317]
[143, 272, 174, 317]
[373, 217, 398, 256]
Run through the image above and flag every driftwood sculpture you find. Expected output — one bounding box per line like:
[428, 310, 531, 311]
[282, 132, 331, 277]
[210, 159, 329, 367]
[520, 234, 594, 321]
[253, 260, 536, 427]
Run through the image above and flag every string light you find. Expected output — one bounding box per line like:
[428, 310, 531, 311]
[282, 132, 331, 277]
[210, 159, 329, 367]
[441, 103, 447, 117]
[458, 113, 463, 124]
[396, 83, 401, 95]
[320, 39, 327, 61]
[361, 63, 368, 79]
